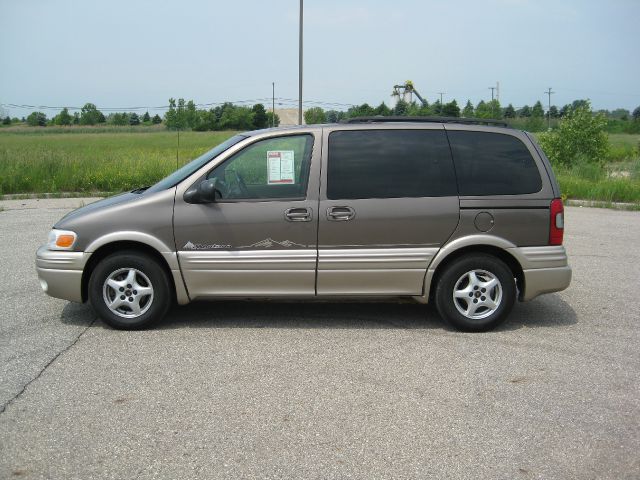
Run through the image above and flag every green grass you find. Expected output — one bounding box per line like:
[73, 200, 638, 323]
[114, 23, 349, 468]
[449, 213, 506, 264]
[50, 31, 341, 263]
[0, 129, 237, 194]
[1, 127, 639, 206]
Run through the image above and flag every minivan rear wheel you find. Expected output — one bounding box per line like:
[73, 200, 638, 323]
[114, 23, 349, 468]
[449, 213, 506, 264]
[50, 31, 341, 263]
[435, 254, 516, 332]
[88, 251, 171, 330]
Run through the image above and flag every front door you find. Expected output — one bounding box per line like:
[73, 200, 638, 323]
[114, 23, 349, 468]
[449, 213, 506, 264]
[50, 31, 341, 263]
[317, 126, 460, 295]
[174, 132, 320, 299]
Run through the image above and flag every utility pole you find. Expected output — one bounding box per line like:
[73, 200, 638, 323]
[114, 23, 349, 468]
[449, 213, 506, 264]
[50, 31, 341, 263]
[488, 86, 496, 117]
[545, 87, 554, 130]
[298, 0, 303, 125]
[436, 93, 445, 114]
[272, 82, 275, 128]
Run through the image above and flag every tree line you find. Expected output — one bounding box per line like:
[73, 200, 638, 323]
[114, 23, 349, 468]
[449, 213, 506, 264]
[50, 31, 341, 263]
[5, 98, 640, 133]
[305, 99, 640, 133]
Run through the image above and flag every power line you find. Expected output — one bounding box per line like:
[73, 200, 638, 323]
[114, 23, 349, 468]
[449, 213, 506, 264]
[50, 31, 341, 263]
[0, 97, 358, 113]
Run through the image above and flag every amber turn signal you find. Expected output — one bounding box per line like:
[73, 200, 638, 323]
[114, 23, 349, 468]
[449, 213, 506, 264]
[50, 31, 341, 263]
[56, 235, 75, 248]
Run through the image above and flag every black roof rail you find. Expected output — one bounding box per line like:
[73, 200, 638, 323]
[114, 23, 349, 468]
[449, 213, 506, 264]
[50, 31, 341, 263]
[340, 116, 510, 128]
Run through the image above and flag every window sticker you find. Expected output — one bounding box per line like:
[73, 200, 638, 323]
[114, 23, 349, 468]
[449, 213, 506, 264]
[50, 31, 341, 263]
[267, 151, 295, 184]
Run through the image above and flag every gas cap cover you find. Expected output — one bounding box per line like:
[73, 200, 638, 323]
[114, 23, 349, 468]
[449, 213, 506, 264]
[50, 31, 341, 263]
[474, 212, 495, 232]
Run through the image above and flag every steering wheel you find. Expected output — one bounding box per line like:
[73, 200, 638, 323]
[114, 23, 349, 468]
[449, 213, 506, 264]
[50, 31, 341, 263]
[228, 170, 250, 198]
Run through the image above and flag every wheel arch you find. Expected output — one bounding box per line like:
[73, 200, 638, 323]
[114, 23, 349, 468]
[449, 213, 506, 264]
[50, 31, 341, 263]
[426, 239, 525, 302]
[81, 240, 176, 303]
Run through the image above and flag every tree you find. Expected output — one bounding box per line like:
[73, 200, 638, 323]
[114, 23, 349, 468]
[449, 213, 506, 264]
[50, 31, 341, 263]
[304, 106, 326, 124]
[347, 103, 375, 117]
[165, 98, 188, 129]
[129, 113, 140, 125]
[80, 103, 105, 125]
[165, 98, 177, 128]
[26, 111, 47, 126]
[374, 102, 392, 116]
[142, 111, 151, 123]
[532, 101, 544, 118]
[571, 99, 589, 110]
[609, 108, 629, 120]
[53, 107, 73, 126]
[152, 114, 162, 124]
[185, 100, 197, 128]
[462, 100, 474, 118]
[537, 101, 608, 166]
[475, 100, 491, 118]
[325, 110, 344, 123]
[431, 100, 443, 115]
[109, 112, 129, 126]
[503, 104, 516, 118]
[266, 111, 280, 127]
[393, 100, 409, 116]
[487, 100, 502, 119]
[518, 105, 531, 118]
[442, 100, 460, 117]
[549, 105, 559, 119]
[632, 106, 640, 121]
[2, 116, 10, 125]
[217, 103, 254, 130]
[251, 104, 269, 129]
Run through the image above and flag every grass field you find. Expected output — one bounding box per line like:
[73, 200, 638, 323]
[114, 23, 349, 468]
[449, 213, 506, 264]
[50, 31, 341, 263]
[0, 128, 236, 194]
[0, 127, 639, 205]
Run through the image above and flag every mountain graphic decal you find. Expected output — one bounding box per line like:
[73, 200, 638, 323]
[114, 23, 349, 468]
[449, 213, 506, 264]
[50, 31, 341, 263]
[243, 238, 306, 248]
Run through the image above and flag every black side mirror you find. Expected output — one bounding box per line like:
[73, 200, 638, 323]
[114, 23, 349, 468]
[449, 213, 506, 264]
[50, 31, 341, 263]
[184, 178, 218, 204]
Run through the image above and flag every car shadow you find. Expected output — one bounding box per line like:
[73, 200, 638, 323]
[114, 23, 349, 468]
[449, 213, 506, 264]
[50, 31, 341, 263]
[59, 294, 577, 332]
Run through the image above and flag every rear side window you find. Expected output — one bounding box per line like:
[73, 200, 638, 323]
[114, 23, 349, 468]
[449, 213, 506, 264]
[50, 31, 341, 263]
[447, 131, 542, 196]
[327, 130, 457, 199]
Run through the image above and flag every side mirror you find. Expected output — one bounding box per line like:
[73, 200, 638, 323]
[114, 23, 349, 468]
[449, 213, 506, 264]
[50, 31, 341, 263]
[184, 178, 218, 204]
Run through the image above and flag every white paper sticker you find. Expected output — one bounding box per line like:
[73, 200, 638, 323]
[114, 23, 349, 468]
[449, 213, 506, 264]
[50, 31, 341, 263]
[267, 151, 295, 184]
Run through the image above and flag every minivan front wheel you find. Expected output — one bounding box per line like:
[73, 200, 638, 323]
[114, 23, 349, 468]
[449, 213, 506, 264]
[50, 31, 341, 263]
[435, 254, 516, 332]
[88, 251, 171, 330]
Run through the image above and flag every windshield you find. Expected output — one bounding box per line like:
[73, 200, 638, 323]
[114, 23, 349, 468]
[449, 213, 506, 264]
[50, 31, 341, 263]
[145, 134, 247, 194]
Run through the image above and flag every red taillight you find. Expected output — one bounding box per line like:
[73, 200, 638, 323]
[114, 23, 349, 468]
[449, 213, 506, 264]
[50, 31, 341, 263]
[549, 198, 564, 245]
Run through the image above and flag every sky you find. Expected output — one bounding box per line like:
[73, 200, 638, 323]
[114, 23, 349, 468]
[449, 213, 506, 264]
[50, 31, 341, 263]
[1, 0, 639, 117]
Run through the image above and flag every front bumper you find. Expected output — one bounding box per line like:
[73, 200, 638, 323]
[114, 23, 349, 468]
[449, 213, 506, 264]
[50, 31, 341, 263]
[36, 246, 90, 303]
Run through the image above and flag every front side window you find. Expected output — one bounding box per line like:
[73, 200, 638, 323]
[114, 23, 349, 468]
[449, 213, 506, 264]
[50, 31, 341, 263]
[447, 131, 542, 196]
[327, 129, 457, 200]
[208, 134, 314, 200]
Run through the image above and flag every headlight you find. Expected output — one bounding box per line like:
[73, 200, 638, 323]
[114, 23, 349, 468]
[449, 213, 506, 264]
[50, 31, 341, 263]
[47, 229, 78, 250]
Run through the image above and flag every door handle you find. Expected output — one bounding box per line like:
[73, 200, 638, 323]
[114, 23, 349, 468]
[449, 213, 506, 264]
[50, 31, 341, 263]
[327, 206, 356, 221]
[284, 208, 312, 222]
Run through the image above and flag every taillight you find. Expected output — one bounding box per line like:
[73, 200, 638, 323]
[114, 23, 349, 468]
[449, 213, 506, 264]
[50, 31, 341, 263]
[549, 198, 564, 245]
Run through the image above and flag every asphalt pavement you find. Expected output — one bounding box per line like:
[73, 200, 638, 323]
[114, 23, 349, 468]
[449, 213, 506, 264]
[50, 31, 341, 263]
[0, 199, 638, 479]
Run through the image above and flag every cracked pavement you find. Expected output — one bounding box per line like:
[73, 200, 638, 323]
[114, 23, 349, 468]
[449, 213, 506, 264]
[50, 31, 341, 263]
[0, 200, 638, 479]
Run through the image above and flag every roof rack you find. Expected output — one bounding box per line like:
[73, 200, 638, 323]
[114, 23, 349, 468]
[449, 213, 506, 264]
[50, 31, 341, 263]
[340, 116, 510, 128]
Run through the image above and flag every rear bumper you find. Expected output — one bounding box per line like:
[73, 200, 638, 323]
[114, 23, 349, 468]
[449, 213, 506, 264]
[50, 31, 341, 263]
[508, 245, 572, 301]
[36, 247, 90, 303]
[521, 266, 572, 301]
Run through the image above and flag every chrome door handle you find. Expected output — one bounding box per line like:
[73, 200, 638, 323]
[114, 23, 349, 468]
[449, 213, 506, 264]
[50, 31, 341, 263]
[327, 206, 355, 221]
[285, 208, 312, 222]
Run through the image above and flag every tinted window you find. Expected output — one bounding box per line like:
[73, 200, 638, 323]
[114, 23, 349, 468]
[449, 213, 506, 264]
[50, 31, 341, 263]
[448, 131, 542, 196]
[327, 130, 457, 199]
[208, 134, 313, 200]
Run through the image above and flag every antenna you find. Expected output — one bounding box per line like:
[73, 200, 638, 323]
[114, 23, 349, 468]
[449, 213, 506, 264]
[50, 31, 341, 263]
[176, 128, 180, 170]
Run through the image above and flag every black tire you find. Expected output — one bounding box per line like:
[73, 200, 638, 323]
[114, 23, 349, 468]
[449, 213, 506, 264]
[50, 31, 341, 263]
[434, 254, 516, 332]
[88, 250, 172, 330]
